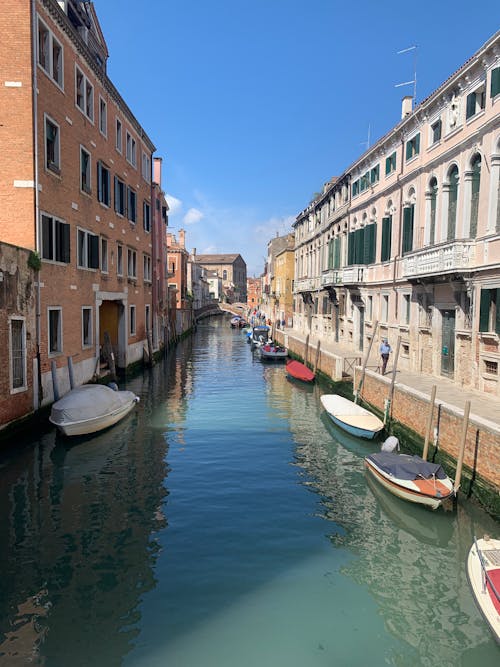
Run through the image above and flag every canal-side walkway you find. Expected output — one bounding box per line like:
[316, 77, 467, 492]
[278, 327, 500, 432]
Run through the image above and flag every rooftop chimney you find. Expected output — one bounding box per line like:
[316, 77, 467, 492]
[153, 157, 162, 186]
[401, 95, 413, 119]
[179, 229, 186, 249]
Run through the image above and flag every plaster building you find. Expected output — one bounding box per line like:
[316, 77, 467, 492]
[262, 233, 295, 318]
[247, 277, 262, 310]
[194, 253, 247, 303]
[0, 0, 162, 408]
[167, 230, 192, 335]
[273, 244, 295, 327]
[293, 30, 500, 394]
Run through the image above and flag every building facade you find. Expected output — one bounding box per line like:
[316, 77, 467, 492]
[0, 0, 162, 408]
[166, 230, 193, 335]
[247, 277, 262, 310]
[194, 253, 247, 303]
[293, 31, 500, 394]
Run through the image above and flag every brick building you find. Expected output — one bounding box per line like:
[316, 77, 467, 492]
[166, 230, 193, 335]
[194, 253, 247, 303]
[0, 0, 163, 409]
[247, 277, 262, 310]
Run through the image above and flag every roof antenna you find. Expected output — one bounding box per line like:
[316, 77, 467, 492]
[395, 45, 418, 109]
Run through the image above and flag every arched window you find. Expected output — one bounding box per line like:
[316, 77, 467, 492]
[429, 177, 438, 244]
[469, 154, 481, 238]
[447, 166, 459, 240]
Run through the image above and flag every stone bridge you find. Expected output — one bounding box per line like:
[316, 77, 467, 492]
[194, 302, 248, 321]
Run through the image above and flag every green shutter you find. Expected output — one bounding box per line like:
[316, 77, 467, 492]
[363, 224, 376, 264]
[415, 133, 420, 155]
[328, 240, 334, 269]
[334, 237, 341, 268]
[406, 141, 412, 160]
[402, 207, 414, 254]
[479, 289, 491, 332]
[347, 232, 354, 265]
[466, 92, 476, 118]
[491, 67, 500, 98]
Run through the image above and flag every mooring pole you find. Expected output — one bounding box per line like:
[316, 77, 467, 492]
[354, 320, 378, 404]
[67, 356, 75, 390]
[454, 400, 471, 493]
[313, 341, 321, 375]
[422, 385, 437, 461]
[304, 334, 310, 365]
[384, 335, 401, 425]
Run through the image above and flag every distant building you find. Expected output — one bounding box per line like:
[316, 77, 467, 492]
[247, 277, 262, 310]
[262, 233, 295, 315]
[194, 253, 247, 303]
[167, 230, 193, 335]
[273, 246, 295, 327]
[206, 271, 223, 301]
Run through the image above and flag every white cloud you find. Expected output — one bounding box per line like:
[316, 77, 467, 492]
[165, 194, 182, 216]
[183, 207, 204, 225]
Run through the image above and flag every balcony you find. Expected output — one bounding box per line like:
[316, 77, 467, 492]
[294, 277, 320, 292]
[342, 265, 365, 285]
[402, 241, 476, 278]
[321, 269, 342, 286]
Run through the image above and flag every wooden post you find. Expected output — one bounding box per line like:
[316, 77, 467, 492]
[313, 341, 321, 375]
[51, 360, 59, 401]
[422, 385, 437, 461]
[146, 330, 154, 367]
[354, 320, 378, 404]
[384, 336, 401, 425]
[454, 400, 470, 493]
[67, 356, 75, 390]
[304, 334, 310, 365]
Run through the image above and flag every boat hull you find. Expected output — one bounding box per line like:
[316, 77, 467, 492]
[364, 455, 454, 510]
[286, 360, 315, 383]
[321, 394, 384, 440]
[467, 537, 500, 643]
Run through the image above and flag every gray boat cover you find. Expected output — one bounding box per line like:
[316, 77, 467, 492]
[50, 384, 135, 424]
[366, 452, 448, 480]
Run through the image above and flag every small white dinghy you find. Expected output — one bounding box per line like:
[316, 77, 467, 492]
[320, 394, 384, 440]
[49, 384, 139, 436]
[467, 535, 500, 643]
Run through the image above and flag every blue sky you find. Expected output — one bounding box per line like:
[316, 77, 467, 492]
[96, 1, 499, 276]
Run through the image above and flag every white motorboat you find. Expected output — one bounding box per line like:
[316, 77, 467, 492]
[467, 535, 500, 643]
[49, 384, 139, 436]
[258, 343, 288, 361]
[320, 394, 384, 439]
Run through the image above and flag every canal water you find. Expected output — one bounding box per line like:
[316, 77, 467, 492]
[0, 317, 498, 666]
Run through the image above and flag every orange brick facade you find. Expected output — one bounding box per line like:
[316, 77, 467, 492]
[0, 0, 166, 417]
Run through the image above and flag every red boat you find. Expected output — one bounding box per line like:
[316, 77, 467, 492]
[286, 359, 315, 383]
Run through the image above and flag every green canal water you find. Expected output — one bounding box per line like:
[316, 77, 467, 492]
[0, 317, 499, 666]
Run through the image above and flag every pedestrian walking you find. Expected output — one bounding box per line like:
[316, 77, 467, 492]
[379, 337, 391, 375]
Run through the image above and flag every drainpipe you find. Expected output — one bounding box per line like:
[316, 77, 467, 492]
[31, 0, 43, 406]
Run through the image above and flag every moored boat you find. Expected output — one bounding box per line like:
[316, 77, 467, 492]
[250, 325, 270, 348]
[49, 384, 140, 436]
[286, 359, 315, 383]
[320, 394, 384, 439]
[259, 343, 288, 361]
[364, 451, 455, 510]
[467, 535, 500, 643]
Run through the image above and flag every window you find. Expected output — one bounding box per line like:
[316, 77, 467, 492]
[10, 318, 26, 391]
[101, 237, 108, 272]
[402, 294, 411, 325]
[429, 178, 438, 245]
[37, 17, 63, 87]
[114, 176, 125, 215]
[431, 119, 442, 145]
[402, 205, 414, 254]
[381, 294, 389, 323]
[116, 118, 122, 153]
[352, 180, 359, 197]
[479, 288, 500, 333]
[127, 187, 137, 223]
[381, 216, 392, 262]
[370, 165, 380, 184]
[80, 146, 91, 194]
[117, 244, 123, 275]
[347, 224, 376, 265]
[484, 359, 498, 375]
[126, 131, 136, 167]
[127, 248, 137, 279]
[447, 166, 459, 240]
[41, 214, 70, 263]
[223, 269, 227, 280]
[469, 155, 481, 238]
[143, 201, 151, 232]
[77, 229, 99, 269]
[466, 84, 485, 120]
[360, 172, 370, 192]
[82, 307, 92, 348]
[405, 133, 420, 161]
[97, 161, 111, 206]
[491, 67, 500, 98]
[99, 97, 107, 136]
[48, 307, 62, 355]
[75, 66, 93, 121]
[142, 152, 151, 182]
[385, 152, 396, 175]
[44, 115, 60, 173]
[143, 254, 152, 282]
[129, 305, 136, 336]
[367, 296, 373, 321]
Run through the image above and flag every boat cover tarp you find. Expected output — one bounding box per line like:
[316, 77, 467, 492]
[51, 385, 135, 424]
[366, 452, 448, 480]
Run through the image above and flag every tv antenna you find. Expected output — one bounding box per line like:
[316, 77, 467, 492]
[395, 45, 417, 109]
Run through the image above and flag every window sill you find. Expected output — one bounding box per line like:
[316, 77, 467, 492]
[466, 109, 485, 126]
[479, 332, 499, 342]
[427, 140, 441, 153]
[46, 163, 61, 176]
